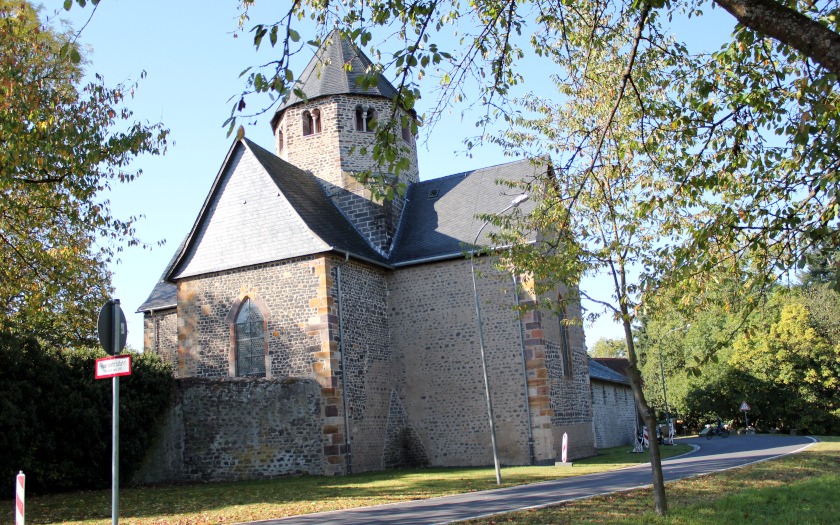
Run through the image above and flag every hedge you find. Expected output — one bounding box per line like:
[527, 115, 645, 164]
[0, 331, 172, 497]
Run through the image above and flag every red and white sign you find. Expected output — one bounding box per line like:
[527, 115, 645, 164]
[95, 355, 132, 379]
[740, 401, 751, 411]
[16, 471, 24, 525]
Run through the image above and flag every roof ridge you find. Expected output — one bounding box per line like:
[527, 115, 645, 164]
[414, 157, 537, 186]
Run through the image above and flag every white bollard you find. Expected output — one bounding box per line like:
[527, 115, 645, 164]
[16, 471, 24, 525]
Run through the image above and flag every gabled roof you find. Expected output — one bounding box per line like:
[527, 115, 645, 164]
[390, 159, 541, 265]
[272, 29, 399, 126]
[139, 148, 547, 313]
[163, 137, 385, 282]
[589, 358, 631, 385]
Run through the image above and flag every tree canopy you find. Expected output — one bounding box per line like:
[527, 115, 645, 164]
[639, 281, 840, 434]
[1, 0, 168, 345]
[238, 1, 835, 278]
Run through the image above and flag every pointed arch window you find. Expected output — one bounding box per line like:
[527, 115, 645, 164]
[558, 297, 573, 378]
[235, 298, 266, 377]
[277, 130, 285, 155]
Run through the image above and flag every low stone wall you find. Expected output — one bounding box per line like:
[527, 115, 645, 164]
[591, 380, 636, 449]
[132, 377, 323, 485]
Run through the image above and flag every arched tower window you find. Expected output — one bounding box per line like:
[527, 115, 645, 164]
[355, 106, 365, 131]
[277, 130, 285, 155]
[235, 298, 266, 377]
[312, 109, 322, 134]
[401, 123, 412, 143]
[365, 108, 376, 131]
[558, 297, 573, 378]
[302, 111, 314, 136]
[355, 106, 376, 132]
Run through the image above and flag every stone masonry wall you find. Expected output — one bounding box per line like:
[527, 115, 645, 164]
[329, 257, 402, 472]
[143, 308, 178, 372]
[132, 377, 322, 484]
[389, 257, 533, 467]
[540, 290, 595, 460]
[590, 380, 636, 449]
[175, 257, 323, 380]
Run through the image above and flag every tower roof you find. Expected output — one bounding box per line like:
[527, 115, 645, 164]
[272, 29, 399, 127]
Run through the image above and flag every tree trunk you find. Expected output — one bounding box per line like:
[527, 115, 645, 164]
[713, 0, 840, 77]
[622, 314, 668, 515]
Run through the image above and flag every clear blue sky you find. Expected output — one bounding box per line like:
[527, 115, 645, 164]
[49, 1, 734, 351]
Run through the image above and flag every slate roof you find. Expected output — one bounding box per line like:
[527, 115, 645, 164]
[139, 153, 544, 312]
[137, 280, 177, 312]
[247, 140, 387, 265]
[589, 358, 631, 385]
[592, 357, 631, 377]
[390, 159, 541, 265]
[272, 29, 400, 126]
[167, 138, 387, 281]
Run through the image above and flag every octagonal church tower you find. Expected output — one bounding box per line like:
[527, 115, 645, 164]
[270, 30, 419, 254]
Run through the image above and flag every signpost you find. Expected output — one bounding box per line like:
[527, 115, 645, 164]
[740, 401, 751, 431]
[97, 299, 128, 525]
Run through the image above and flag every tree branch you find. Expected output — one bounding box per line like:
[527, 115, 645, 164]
[713, 0, 840, 77]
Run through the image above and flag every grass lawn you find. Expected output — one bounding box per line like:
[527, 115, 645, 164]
[17, 444, 691, 524]
[460, 436, 840, 524]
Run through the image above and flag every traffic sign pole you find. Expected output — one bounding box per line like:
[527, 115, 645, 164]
[112, 299, 120, 525]
[740, 401, 751, 430]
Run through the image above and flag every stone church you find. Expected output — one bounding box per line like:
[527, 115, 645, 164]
[137, 30, 594, 482]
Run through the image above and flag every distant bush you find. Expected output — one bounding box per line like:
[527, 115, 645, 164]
[0, 331, 172, 496]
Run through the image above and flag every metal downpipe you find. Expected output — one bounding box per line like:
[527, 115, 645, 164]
[513, 273, 535, 465]
[336, 264, 352, 474]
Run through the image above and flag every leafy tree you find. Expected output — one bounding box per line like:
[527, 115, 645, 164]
[0, 1, 168, 346]
[589, 337, 627, 358]
[799, 244, 840, 288]
[801, 283, 840, 344]
[218, 1, 840, 285]
[642, 282, 840, 433]
[730, 296, 840, 433]
[480, 2, 687, 512]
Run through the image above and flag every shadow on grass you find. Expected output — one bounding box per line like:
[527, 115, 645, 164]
[25, 445, 693, 523]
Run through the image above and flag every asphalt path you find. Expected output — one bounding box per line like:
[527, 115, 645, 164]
[244, 434, 816, 525]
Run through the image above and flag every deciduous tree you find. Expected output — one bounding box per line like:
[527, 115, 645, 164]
[0, 1, 168, 345]
[589, 337, 627, 358]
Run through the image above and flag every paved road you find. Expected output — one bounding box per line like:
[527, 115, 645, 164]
[244, 434, 816, 525]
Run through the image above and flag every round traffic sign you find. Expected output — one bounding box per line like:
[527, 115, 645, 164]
[97, 299, 127, 355]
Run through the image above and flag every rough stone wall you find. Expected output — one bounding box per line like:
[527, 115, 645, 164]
[540, 290, 595, 460]
[590, 380, 636, 449]
[132, 377, 322, 484]
[275, 96, 419, 253]
[175, 257, 323, 380]
[388, 257, 533, 467]
[143, 308, 178, 372]
[329, 257, 403, 472]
